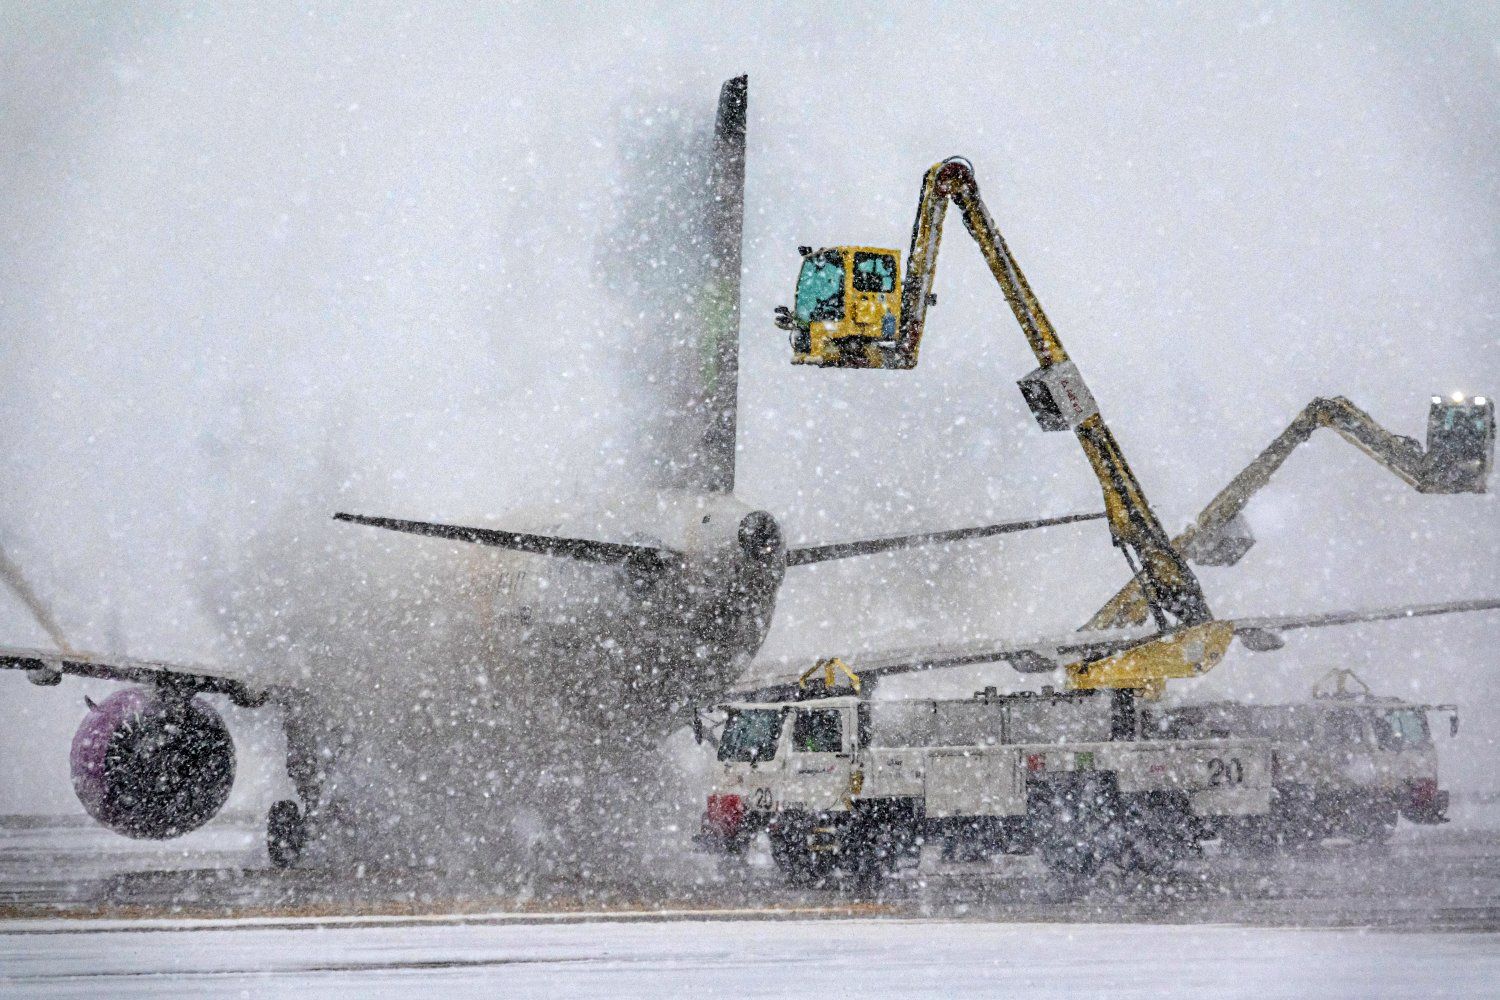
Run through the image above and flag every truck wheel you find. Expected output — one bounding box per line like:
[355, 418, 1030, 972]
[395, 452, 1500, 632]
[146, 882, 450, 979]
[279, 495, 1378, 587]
[1119, 797, 1197, 875]
[1220, 819, 1278, 857]
[770, 824, 833, 887]
[1349, 800, 1398, 845]
[1032, 779, 1117, 879]
[844, 839, 884, 890]
[841, 821, 892, 890]
[1120, 829, 1193, 875]
[267, 799, 307, 869]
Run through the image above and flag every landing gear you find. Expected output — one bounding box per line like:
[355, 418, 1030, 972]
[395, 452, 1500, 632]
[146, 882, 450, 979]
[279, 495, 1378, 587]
[269, 691, 330, 870]
[267, 799, 307, 869]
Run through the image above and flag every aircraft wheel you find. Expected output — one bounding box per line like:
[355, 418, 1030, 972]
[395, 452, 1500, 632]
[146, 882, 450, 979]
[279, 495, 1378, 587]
[267, 799, 307, 869]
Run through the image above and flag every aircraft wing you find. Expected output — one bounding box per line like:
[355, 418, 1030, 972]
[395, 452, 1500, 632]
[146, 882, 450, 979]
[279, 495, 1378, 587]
[734, 628, 1156, 698]
[785, 511, 1104, 566]
[1227, 597, 1500, 633]
[732, 596, 1500, 699]
[0, 644, 276, 707]
[333, 513, 672, 567]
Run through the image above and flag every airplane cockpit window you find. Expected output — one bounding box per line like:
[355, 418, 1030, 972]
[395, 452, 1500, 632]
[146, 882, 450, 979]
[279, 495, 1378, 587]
[794, 252, 845, 325]
[851, 252, 896, 293]
[717, 708, 783, 763]
[792, 708, 843, 754]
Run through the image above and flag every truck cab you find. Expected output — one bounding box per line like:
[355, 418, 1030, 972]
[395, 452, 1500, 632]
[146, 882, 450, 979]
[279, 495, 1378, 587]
[776, 246, 902, 367]
[699, 697, 860, 854]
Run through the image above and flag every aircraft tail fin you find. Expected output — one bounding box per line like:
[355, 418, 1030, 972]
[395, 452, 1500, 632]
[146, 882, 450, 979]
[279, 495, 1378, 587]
[695, 74, 747, 494]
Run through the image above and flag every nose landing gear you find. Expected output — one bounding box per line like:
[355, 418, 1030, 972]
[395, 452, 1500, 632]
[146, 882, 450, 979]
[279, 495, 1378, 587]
[266, 799, 307, 869]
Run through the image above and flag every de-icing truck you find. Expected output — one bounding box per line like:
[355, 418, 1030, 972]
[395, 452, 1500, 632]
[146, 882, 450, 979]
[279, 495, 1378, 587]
[1142, 669, 1457, 851]
[696, 686, 1273, 885]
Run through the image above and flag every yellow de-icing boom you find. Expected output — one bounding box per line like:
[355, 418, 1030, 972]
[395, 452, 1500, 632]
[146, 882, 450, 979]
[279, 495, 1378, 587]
[779, 157, 1235, 696]
[1084, 393, 1495, 633]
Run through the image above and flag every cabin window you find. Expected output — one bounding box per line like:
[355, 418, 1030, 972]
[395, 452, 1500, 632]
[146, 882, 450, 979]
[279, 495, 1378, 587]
[793, 708, 844, 754]
[717, 708, 783, 763]
[1377, 708, 1432, 750]
[794, 252, 845, 324]
[851, 252, 897, 293]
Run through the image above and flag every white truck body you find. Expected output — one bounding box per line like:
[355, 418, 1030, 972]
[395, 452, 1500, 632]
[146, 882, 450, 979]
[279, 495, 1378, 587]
[701, 690, 1272, 882]
[1143, 693, 1455, 845]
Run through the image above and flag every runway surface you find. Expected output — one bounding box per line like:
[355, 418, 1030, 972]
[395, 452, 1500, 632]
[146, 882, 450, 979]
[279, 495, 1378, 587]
[4, 917, 1497, 999]
[2, 805, 1498, 997]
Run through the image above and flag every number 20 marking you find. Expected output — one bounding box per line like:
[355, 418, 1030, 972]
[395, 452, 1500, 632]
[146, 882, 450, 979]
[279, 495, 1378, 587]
[1207, 757, 1245, 787]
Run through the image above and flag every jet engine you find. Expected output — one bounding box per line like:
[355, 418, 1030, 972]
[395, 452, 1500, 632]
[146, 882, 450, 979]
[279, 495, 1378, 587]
[738, 510, 784, 564]
[69, 687, 236, 839]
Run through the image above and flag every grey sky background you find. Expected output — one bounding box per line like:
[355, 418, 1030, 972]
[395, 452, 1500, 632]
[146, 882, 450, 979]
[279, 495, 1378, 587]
[1, 4, 1496, 814]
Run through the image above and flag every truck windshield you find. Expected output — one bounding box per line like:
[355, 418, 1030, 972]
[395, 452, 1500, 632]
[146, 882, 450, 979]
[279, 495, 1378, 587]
[794, 253, 845, 325]
[1376, 708, 1433, 750]
[718, 708, 783, 763]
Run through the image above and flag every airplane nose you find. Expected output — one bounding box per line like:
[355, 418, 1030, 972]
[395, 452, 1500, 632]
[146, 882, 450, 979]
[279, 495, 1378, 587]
[738, 511, 783, 564]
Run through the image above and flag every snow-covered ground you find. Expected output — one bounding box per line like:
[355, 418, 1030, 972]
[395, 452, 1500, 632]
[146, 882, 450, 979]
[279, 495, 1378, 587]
[2, 917, 1496, 1000]
[4, 810, 1499, 997]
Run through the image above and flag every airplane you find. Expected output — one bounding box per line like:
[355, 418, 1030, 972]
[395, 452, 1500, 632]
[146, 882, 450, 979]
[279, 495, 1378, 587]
[0, 77, 1112, 867]
[3, 76, 1497, 869]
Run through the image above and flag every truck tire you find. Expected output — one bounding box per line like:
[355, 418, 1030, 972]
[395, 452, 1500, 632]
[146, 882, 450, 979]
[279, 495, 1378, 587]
[1348, 799, 1398, 845]
[1031, 776, 1119, 879]
[843, 830, 886, 890]
[1119, 795, 1197, 875]
[1219, 818, 1278, 856]
[770, 823, 833, 887]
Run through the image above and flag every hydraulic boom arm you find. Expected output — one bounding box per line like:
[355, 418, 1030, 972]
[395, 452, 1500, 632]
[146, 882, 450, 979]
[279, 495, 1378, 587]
[776, 157, 1494, 699]
[777, 157, 1245, 695]
[789, 157, 1213, 634]
[1086, 393, 1495, 631]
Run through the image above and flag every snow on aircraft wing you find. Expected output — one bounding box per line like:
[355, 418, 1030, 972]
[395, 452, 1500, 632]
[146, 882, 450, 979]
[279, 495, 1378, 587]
[0, 644, 276, 706]
[732, 596, 1500, 697]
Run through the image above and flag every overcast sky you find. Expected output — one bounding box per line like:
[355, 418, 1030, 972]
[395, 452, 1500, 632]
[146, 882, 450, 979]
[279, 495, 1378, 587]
[1, 4, 1496, 813]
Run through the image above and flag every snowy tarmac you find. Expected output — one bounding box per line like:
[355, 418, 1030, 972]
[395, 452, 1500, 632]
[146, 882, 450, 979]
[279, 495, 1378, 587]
[2, 811, 1499, 997]
[3, 917, 1497, 999]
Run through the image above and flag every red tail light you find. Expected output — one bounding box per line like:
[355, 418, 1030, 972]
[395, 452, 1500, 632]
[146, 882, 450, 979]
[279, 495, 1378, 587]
[703, 793, 745, 837]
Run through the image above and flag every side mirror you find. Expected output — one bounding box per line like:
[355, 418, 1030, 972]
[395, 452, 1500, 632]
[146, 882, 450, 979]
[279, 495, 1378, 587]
[692, 712, 705, 745]
[925, 292, 938, 307]
[1450, 712, 1460, 738]
[797, 245, 812, 257]
[774, 305, 795, 331]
